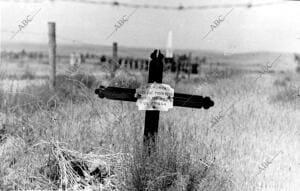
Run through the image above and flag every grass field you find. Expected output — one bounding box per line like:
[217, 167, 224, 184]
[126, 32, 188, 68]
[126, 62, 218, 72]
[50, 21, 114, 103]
[0, 48, 299, 190]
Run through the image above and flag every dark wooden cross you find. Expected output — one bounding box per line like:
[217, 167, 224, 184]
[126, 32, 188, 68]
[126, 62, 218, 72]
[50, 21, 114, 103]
[95, 50, 214, 149]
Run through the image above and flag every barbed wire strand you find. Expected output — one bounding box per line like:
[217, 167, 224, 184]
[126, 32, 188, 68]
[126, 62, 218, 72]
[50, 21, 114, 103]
[1, 0, 289, 49]
[1, 0, 291, 57]
[1, 0, 287, 10]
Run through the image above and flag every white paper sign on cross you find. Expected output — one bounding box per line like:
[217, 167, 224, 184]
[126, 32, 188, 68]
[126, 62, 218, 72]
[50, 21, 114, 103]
[135, 83, 174, 111]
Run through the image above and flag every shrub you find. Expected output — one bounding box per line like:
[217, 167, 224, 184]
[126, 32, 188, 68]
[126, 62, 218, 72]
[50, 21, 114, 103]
[273, 79, 287, 87]
[3, 83, 56, 114]
[2, 73, 98, 114]
[273, 76, 291, 87]
[109, 70, 141, 89]
[127, 133, 234, 191]
[70, 73, 97, 89]
[270, 85, 300, 105]
[20, 66, 36, 80]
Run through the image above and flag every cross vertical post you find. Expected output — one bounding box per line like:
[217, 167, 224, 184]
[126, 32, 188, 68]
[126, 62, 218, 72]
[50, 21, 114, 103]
[143, 50, 164, 147]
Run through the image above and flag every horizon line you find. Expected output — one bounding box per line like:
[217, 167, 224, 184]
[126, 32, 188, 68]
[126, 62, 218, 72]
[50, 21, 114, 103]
[0, 41, 297, 55]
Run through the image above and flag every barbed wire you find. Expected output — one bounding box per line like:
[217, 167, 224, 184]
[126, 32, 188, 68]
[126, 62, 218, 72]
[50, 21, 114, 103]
[1, 0, 294, 57]
[1, 0, 288, 10]
[0, 0, 290, 48]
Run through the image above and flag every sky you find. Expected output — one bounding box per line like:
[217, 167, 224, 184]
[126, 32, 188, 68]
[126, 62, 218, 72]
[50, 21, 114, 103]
[1, 0, 300, 53]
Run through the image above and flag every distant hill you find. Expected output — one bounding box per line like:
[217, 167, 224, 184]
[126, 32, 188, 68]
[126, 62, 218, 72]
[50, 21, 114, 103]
[1, 42, 297, 72]
[0, 42, 233, 58]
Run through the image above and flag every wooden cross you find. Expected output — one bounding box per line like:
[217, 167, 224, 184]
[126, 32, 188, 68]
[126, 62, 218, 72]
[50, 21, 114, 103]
[95, 50, 214, 149]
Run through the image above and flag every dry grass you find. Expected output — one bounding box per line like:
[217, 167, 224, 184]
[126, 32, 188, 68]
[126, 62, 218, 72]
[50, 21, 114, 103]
[0, 60, 299, 190]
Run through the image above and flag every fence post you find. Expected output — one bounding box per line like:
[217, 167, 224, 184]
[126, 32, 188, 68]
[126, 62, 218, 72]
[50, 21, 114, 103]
[188, 52, 192, 79]
[134, 59, 139, 69]
[145, 59, 149, 71]
[196, 57, 202, 77]
[129, 59, 132, 69]
[48, 22, 56, 89]
[140, 59, 144, 70]
[113, 42, 118, 61]
[175, 56, 181, 85]
[111, 42, 118, 78]
[124, 58, 128, 69]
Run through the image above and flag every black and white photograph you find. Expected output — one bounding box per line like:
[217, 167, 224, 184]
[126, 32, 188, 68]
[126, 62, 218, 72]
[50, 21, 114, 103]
[0, 0, 299, 190]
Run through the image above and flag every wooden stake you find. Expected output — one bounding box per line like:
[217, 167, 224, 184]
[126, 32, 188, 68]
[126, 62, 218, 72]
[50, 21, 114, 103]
[111, 42, 118, 78]
[113, 42, 118, 60]
[188, 52, 192, 79]
[48, 22, 56, 89]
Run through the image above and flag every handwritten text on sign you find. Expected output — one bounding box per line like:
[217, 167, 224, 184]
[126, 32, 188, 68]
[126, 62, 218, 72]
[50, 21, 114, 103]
[135, 83, 174, 111]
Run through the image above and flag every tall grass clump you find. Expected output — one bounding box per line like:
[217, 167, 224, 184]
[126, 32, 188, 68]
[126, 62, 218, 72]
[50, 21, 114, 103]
[1, 73, 98, 114]
[270, 76, 300, 107]
[0, 139, 132, 190]
[125, 122, 234, 191]
[20, 65, 36, 80]
[0, 81, 234, 190]
[109, 70, 141, 89]
[269, 86, 300, 109]
[2, 64, 297, 190]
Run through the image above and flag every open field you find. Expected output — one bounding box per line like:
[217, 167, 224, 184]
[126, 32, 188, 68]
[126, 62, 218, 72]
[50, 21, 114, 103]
[0, 47, 299, 190]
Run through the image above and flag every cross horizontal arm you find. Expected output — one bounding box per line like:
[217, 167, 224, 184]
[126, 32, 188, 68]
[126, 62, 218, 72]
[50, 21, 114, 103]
[95, 86, 214, 109]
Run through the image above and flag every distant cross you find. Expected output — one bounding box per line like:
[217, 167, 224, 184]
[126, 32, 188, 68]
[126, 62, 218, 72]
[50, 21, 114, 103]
[95, 50, 214, 151]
